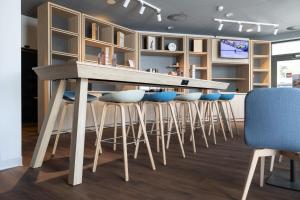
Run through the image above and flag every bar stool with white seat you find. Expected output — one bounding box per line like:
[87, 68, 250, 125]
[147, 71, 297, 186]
[167, 92, 208, 153]
[134, 91, 186, 166]
[218, 93, 238, 138]
[52, 91, 99, 155]
[200, 93, 226, 144]
[93, 90, 156, 182]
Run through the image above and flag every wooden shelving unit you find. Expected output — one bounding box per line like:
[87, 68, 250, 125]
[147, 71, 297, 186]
[187, 37, 211, 81]
[251, 40, 271, 89]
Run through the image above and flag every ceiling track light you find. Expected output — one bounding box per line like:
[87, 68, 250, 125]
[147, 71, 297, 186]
[238, 23, 243, 32]
[123, 0, 131, 8]
[139, 2, 146, 15]
[157, 12, 162, 22]
[218, 22, 224, 31]
[123, 0, 162, 22]
[257, 24, 261, 32]
[274, 26, 279, 35]
[214, 18, 279, 35]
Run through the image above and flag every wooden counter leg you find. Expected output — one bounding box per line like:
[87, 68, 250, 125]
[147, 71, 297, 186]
[31, 79, 66, 168]
[68, 78, 88, 186]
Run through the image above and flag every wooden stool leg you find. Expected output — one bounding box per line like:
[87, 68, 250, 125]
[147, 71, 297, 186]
[155, 105, 160, 153]
[187, 102, 196, 153]
[158, 104, 167, 165]
[52, 102, 67, 155]
[120, 104, 129, 181]
[228, 101, 239, 136]
[214, 101, 227, 141]
[209, 102, 217, 144]
[93, 104, 108, 172]
[113, 106, 118, 151]
[169, 102, 186, 158]
[166, 109, 174, 150]
[134, 103, 146, 159]
[180, 103, 185, 144]
[128, 105, 136, 141]
[223, 101, 233, 138]
[134, 104, 156, 170]
[194, 101, 208, 148]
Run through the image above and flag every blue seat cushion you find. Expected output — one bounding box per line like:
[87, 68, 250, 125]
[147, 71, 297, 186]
[63, 91, 98, 102]
[143, 91, 177, 102]
[175, 92, 202, 101]
[99, 90, 145, 103]
[200, 93, 221, 101]
[219, 93, 235, 101]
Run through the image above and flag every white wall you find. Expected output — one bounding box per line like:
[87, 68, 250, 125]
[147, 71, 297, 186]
[22, 15, 37, 49]
[0, 0, 22, 170]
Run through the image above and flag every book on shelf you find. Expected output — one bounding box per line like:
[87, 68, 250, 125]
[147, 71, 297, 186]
[91, 23, 101, 40]
[193, 39, 203, 52]
[117, 31, 125, 47]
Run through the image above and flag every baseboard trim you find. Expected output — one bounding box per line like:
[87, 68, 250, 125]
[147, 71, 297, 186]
[0, 157, 22, 171]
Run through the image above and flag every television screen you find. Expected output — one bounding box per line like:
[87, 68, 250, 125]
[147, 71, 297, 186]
[220, 39, 249, 59]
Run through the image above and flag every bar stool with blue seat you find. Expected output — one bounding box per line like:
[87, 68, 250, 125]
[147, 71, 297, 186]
[218, 93, 238, 138]
[52, 91, 99, 155]
[241, 88, 300, 200]
[200, 93, 226, 144]
[166, 92, 208, 153]
[134, 91, 186, 166]
[93, 90, 156, 182]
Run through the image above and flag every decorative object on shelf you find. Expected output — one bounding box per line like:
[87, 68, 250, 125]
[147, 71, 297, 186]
[168, 71, 177, 76]
[117, 31, 125, 47]
[92, 23, 97, 40]
[97, 52, 101, 64]
[167, 42, 177, 51]
[146, 68, 158, 73]
[147, 36, 156, 50]
[112, 53, 117, 66]
[128, 59, 134, 68]
[193, 39, 203, 52]
[100, 47, 110, 65]
[190, 65, 196, 79]
[214, 18, 279, 35]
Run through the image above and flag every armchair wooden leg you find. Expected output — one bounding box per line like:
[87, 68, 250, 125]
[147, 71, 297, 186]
[260, 157, 265, 187]
[241, 149, 277, 200]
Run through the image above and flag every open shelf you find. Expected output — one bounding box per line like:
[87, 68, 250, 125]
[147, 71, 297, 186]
[253, 83, 270, 86]
[51, 5, 80, 34]
[141, 49, 185, 56]
[114, 45, 135, 52]
[212, 77, 246, 81]
[51, 27, 78, 37]
[253, 68, 270, 72]
[85, 38, 113, 48]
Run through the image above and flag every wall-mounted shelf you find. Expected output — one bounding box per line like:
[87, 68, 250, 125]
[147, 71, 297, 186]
[212, 77, 246, 81]
[251, 40, 271, 89]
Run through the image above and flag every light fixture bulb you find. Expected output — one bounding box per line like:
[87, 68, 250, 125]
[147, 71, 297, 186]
[257, 24, 261, 32]
[157, 12, 162, 22]
[123, 0, 131, 8]
[274, 26, 279, 35]
[218, 23, 224, 31]
[139, 4, 146, 14]
[238, 23, 243, 32]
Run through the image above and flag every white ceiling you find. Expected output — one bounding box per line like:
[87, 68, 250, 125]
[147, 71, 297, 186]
[22, 0, 300, 40]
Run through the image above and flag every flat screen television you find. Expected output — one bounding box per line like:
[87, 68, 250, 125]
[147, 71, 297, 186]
[220, 39, 249, 59]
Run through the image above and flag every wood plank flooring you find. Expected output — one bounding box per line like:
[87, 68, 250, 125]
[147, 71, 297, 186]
[0, 122, 299, 200]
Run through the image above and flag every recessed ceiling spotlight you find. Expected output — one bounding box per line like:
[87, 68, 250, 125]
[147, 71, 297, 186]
[246, 28, 253, 33]
[287, 25, 300, 31]
[106, 0, 117, 5]
[167, 13, 187, 22]
[167, 26, 174, 30]
[217, 6, 224, 12]
[225, 13, 233, 18]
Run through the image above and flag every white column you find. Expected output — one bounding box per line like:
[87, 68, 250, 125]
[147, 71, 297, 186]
[0, 0, 22, 170]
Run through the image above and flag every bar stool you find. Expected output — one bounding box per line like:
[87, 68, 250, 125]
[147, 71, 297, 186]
[167, 92, 208, 153]
[134, 91, 185, 166]
[218, 93, 238, 138]
[93, 90, 156, 182]
[200, 93, 226, 144]
[52, 91, 99, 155]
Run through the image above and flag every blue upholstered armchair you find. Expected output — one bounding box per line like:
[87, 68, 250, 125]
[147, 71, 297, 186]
[242, 88, 300, 200]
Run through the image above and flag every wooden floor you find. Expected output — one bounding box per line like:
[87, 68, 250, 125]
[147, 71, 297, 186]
[0, 122, 299, 200]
